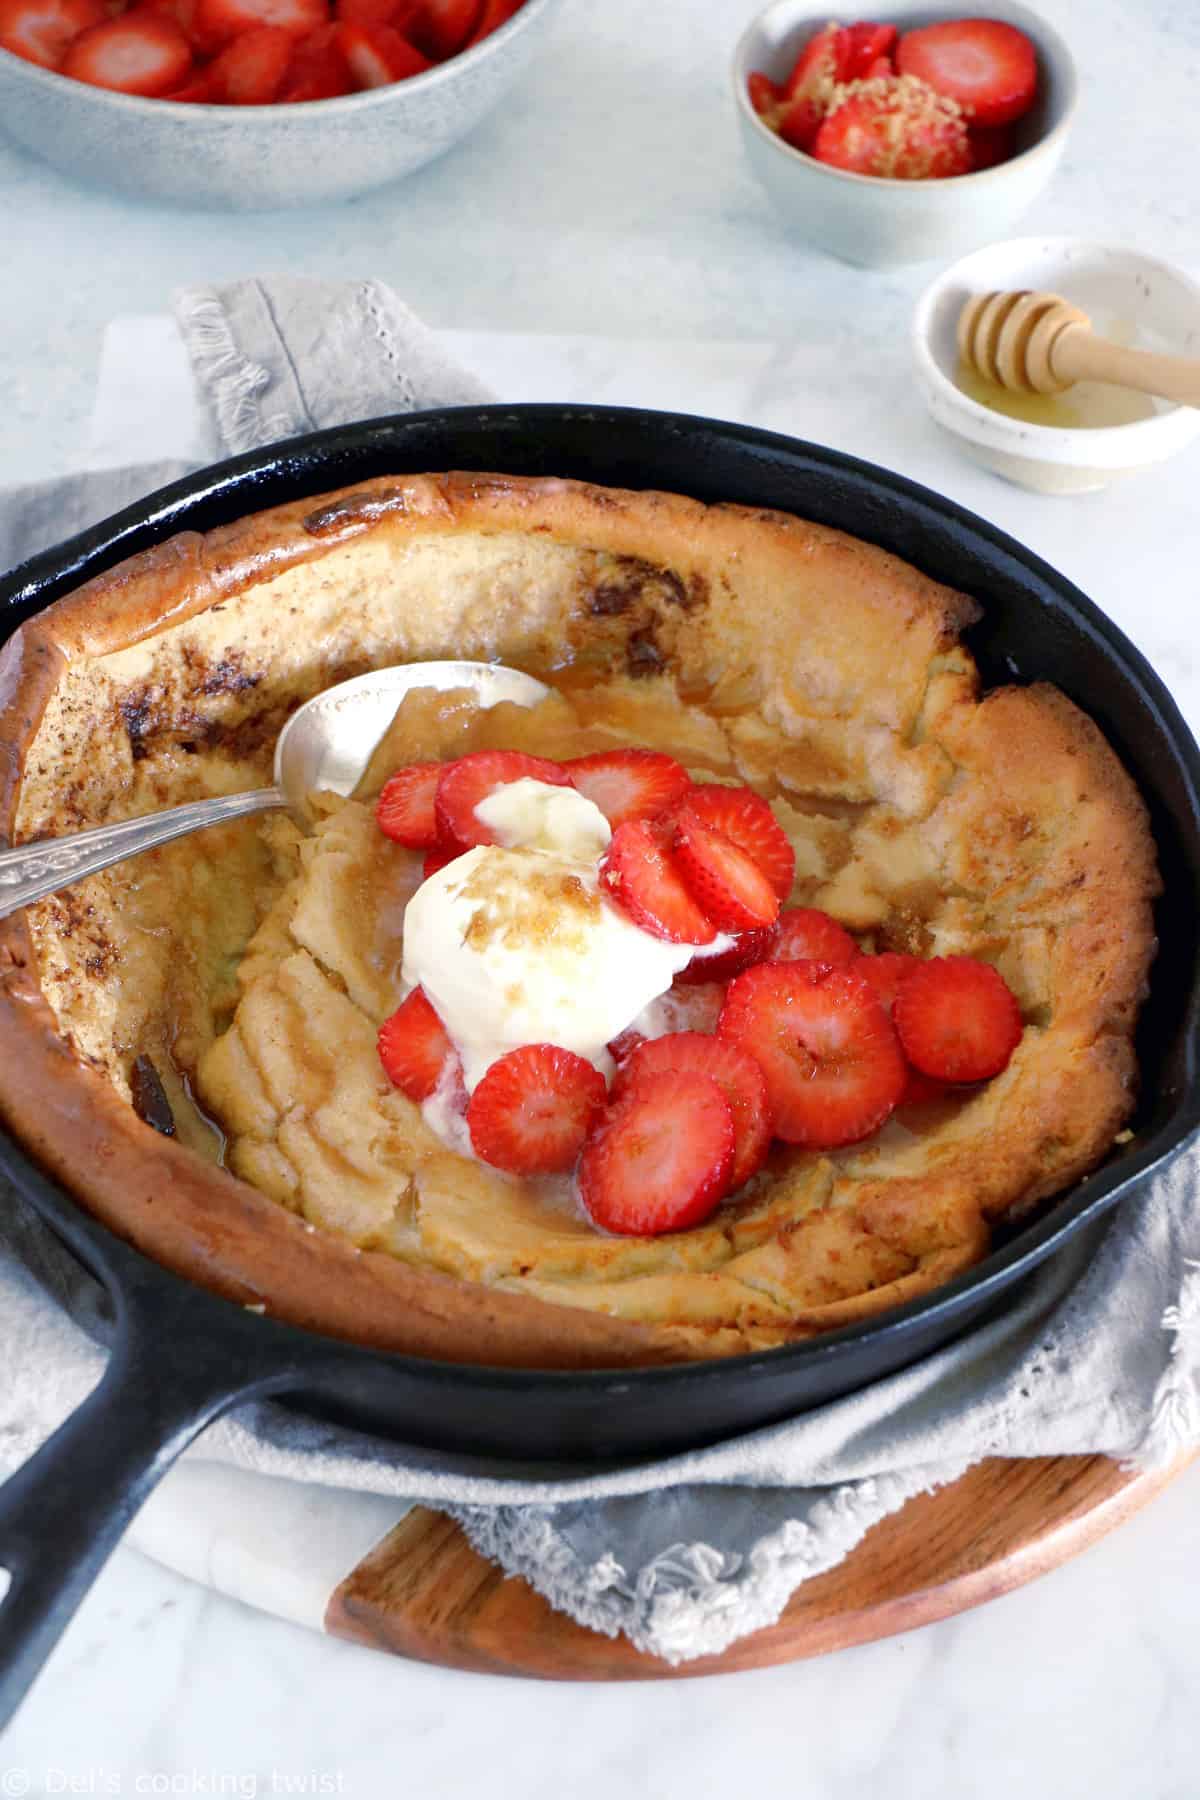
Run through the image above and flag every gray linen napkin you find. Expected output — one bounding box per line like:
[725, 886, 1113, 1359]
[1, 277, 1197, 1666]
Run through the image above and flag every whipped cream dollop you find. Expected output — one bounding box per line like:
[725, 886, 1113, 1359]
[400, 779, 713, 1091]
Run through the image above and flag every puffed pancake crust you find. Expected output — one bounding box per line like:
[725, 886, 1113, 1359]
[0, 474, 1159, 1368]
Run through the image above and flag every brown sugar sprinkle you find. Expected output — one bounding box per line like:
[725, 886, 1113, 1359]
[826, 74, 968, 178]
[457, 856, 602, 957]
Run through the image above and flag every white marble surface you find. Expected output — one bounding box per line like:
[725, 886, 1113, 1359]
[2, 0, 1200, 1785]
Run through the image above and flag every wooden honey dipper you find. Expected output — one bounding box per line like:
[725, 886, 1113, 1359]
[957, 290, 1200, 407]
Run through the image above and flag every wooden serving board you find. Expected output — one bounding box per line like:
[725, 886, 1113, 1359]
[325, 1452, 1191, 1678]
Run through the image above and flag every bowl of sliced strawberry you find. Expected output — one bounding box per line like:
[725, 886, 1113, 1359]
[734, 0, 1077, 266]
[0, 0, 559, 206]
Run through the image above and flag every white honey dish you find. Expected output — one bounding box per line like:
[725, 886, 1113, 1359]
[732, 0, 1077, 269]
[912, 238, 1200, 495]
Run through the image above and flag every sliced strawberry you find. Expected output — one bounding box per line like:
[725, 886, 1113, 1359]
[718, 961, 905, 1148]
[579, 1070, 735, 1237]
[462, 0, 518, 47]
[614, 1032, 771, 1192]
[466, 1043, 606, 1176]
[407, 0, 478, 58]
[673, 810, 780, 933]
[843, 19, 897, 77]
[600, 818, 715, 946]
[783, 20, 849, 100]
[0, 0, 105, 67]
[422, 844, 463, 880]
[893, 956, 1022, 1083]
[898, 1065, 950, 1106]
[338, 16, 429, 82]
[606, 1025, 646, 1066]
[209, 23, 294, 99]
[771, 907, 858, 965]
[193, 0, 326, 50]
[676, 786, 794, 901]
[852, 950, 920, 1009]
[278, 18, 349, 93]
[376, 761, 442, 848]
[814, 77, 971, 178]
[163, 68, 214, 97]
[377, 986, 456, 1103]
[746, 68, 781, 118]
[434, 750, 568, 849]
[133, 0, 212, 52]
[566, 749, 690, 832]
[895, 18, 1037, 128]
[852, 952, 948, 1103]
[61, 11, 192, 91]
[676, 923, 778, 985]
[967, 122, 1017, 170]
[776, 90, 824, 152]
[335, 0, 407, 25]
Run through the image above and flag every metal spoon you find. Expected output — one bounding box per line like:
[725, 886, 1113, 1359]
[0, 660, 550, 919]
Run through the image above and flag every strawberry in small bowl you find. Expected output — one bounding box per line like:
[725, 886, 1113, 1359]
[0, 0, 561, 206]
[733, 0, 1077, 267]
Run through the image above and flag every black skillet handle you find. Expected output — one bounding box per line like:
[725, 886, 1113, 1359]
[0, 1276, 304, 1734]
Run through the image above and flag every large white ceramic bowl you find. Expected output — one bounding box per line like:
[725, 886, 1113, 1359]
[733, 0, 1077, 268]
[0, 0, 562, 209]
[913, 236, 1200, 494]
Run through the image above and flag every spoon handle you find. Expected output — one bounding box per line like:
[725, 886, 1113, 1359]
[1051, 327, 1200, 407]
[0, 786, 282, 919]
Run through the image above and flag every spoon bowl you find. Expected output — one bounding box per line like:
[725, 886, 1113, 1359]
[0, 660, 550, 919]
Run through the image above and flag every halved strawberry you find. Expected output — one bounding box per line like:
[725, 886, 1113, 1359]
[422, 844, 462, 881]
[462, 0, 517, 47]
[614, 1032, 772, 1192]
[718, 961, 905, 1148]
[434, 749, 569, 850]
[746, 68, 781, 119]
[338, 16, 429, 83]
[566, 749, 690, 832]
[377, 986, 456, 1102]
[771, 907, 858, 965]
[676, 786, 794, 901]
[61, 11, 192, 91]
[841, 19, 897, 79]
[675, 923, 778, 985]
[0, 0, 105, 67]
[579, 1069, 735, 1236]
[376, 761, 442, 848]
[673, 810, 780, 933]
[813, 78, 971, 179]
[600, 818, 716, 946]
[193, 0, 326, 49]
[209, 23, 294, 99]
[895, 18, 1037, 128]
[465, 1043, 606, 1176]
[893, 956, 1022, 1083]
[278, 17, 349, 94]
[407, 0, 477, 58]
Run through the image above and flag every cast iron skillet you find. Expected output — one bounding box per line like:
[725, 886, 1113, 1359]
[0, 406, 1197, 1727]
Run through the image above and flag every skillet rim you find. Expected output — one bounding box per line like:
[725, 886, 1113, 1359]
[2, 400, 1198, 1394]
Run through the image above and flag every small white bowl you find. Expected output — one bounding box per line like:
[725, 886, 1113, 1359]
[0, 0, 561, 210]
[912, 236, 1200, 494]
[732, 0, 1077, 268]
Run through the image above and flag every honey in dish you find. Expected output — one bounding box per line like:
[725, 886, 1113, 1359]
[954, 358, 1160, 430]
